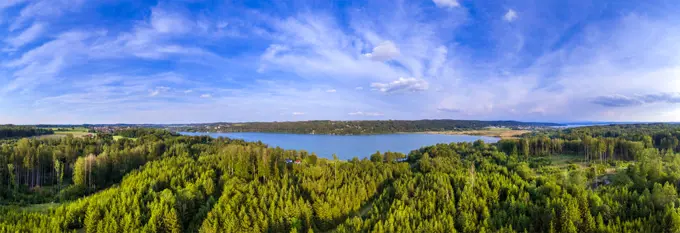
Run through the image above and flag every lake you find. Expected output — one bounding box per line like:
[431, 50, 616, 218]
[180, 132, 499, 160]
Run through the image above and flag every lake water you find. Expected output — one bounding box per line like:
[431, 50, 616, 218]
[180, 132, 499, 160]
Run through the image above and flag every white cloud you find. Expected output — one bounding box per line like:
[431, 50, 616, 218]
[76, 4, 227, 63]
[504, 9, 518, 22]
[422, 13, 680, 121]
[326, 89, 336, 93]
[292, 112, 305, 115]
[262, 44, 289, 60]
[427, 46, 448, 77]
[30, 72, 192, 122]
[0, 21, 220, 95]
[432, 0, 460, 8]
[9, 0, 86, 31]
[5, 22, 45, 48]
[364, 41, 400, 61]
[259, 15, 409, 82]
[150, 5, 193, 34]
[5, 0, 680, 123]
[0, 31, 93, 94]
[591, 92, 680, 107]
[0, 0, 27, 10]
[0, 3, 228, 95]
[200, 94, 212, 98]
[217, 21, 229, 29]
[149, 86, 169, 97]
[371, 77, 429, 93]
[348, 111, 383, 116]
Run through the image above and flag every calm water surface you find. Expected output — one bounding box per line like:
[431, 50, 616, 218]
[180, 132, 499, 160]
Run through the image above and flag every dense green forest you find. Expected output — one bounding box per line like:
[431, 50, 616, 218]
[0, 126, 53, 139]
[2, 124, 680, 232]
[173, 120, 561, 135]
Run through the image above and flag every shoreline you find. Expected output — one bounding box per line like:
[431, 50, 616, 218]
[180, 129, 531, 139]
[419, 129, 531, 139]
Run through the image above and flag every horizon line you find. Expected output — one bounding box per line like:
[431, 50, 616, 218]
[3, 119, 679, 126]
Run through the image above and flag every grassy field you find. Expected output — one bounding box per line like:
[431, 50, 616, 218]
[53, 127, 94, 137]
[32, 134, 67, 139]
[548, 154, 586, 168]
[32, 128, 138, 141]
[33, 127, 95, 139]
[21, 202, 60, 213]
[113, 135, 137, 141]
[424, 127, 531, 139]
[530, 153, 633, 179]
[50, 127, 89, 132]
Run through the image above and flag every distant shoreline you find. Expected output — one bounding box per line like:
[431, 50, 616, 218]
[419, 129, 531, 139]
[181, 129, 531, 139]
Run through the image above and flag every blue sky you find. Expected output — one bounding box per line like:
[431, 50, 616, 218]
[1, 0, 680, 124]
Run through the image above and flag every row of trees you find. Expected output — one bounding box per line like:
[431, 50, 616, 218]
[536, 124, 680, 151]
[0, 126, 52, 139]
[493, 124, 680, 164]
[497, 136, 646, 162]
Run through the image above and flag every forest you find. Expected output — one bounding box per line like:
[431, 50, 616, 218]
[0, 126, 53, 140]
[173, 119, 561, 135]
[1, 124, 680, 232]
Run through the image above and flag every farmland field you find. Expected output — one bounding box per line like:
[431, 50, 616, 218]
[33, 127, 95, 139]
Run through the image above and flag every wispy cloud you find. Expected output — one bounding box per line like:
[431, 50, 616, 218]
[2, 0, 680, 123]
[592, 93, 680, 107]
[5, 22, 45, 49]
[348, 111, 383, 116]
[258, 13, 413, 83]
[0, 0, 27, 10]
[149, 5, 194, 34]
[149, 86, 170, 97]
[504, 9, 518, 22]
[432, 0, 460, 8]
[371, 77, 429, 93]
[9, 0, 86, 30]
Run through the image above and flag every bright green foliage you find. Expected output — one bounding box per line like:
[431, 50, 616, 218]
[1, 125, 680, 232]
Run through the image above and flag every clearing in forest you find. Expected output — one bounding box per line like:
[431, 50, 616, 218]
[34, 127, 95, 139]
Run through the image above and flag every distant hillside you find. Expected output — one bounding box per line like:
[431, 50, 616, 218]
[171, 119, 562, 135]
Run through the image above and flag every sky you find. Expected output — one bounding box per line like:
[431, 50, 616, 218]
[1, 0, 680, 124]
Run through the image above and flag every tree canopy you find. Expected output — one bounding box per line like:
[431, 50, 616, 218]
[1, 124, 680, 232]
[0, 126, 53, 139]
